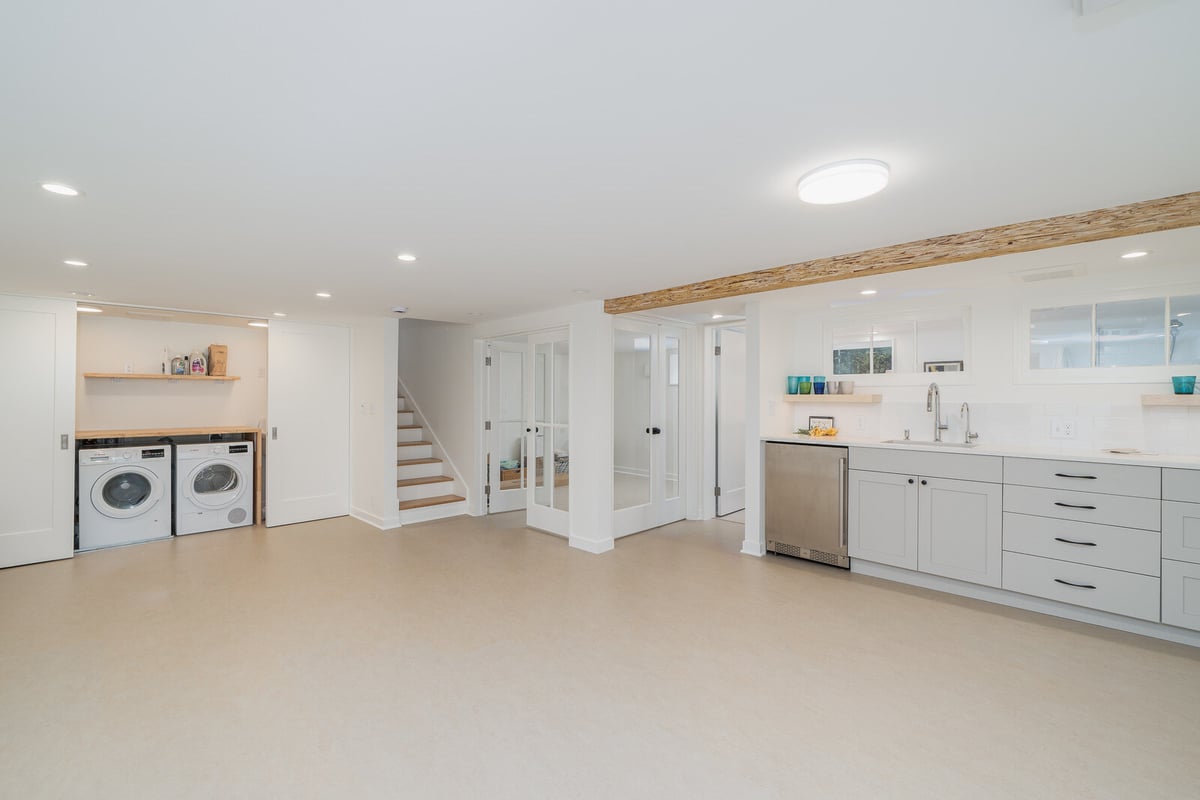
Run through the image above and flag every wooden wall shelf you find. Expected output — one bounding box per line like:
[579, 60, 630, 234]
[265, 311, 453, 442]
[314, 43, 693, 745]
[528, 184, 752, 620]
[1142, 394, 1200, 407]
[84, 372, 240, 382]
[783, 394, 882, 404]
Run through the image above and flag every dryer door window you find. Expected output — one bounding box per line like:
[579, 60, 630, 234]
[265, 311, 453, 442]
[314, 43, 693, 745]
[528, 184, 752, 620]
[188, 461, 245, 508]
[91, 468, 164, 519]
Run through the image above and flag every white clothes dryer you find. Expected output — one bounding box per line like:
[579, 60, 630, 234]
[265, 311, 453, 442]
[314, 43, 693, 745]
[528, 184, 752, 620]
[175, 441, 254, 535]
[78, 445, 173, 550]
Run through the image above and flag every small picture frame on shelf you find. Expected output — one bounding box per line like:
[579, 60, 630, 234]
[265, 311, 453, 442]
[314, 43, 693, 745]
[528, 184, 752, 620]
[924, 360, 964, 373]
[808, 415, 835, 431]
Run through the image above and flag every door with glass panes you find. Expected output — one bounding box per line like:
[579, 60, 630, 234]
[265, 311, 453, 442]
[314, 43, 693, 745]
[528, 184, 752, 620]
[613, 320, 685, 537]
[525, 329, 569, 536]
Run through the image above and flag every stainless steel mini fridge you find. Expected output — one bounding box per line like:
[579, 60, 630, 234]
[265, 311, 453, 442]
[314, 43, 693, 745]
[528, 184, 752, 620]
[764, 442, 850, 568]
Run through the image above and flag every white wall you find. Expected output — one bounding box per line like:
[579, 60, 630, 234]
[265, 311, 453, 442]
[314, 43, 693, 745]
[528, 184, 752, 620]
[349, 317, 400, 529]
[76, 316, 267, 430]
[758, 262, 1200, 455]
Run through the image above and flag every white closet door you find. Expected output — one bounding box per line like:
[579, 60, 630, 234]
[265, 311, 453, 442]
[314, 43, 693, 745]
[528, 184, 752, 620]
[486, 340, 527, 514]
[267, 321, 350, 526]
[0, 295, 75, 568]
[715, 327, 746, 516]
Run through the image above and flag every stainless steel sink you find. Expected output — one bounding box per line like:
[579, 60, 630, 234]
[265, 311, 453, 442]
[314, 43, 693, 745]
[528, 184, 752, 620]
[880, 439, 979, 448]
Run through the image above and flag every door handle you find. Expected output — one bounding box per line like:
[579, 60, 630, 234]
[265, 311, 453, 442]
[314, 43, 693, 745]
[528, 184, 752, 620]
[651, 427, 662, 435]
[838, 457, 848, 549]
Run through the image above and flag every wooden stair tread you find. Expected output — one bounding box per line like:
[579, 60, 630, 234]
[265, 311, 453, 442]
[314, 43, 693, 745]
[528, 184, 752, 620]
[396, 424, 422, 430]
[397, 457, 442, 466]
[396, 440, 433, 447]
[399, 494, 465, 511]
[396, 475, 453, 487]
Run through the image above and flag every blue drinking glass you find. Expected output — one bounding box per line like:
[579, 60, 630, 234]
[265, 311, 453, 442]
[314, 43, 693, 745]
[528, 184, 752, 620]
[787, 376, 801, 394]
[1173, 375, 1197, 395]
[813, 375, 827, 395]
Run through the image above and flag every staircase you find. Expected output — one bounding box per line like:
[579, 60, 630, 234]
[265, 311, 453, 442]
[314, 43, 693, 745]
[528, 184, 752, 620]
[396, 393, 467, 523]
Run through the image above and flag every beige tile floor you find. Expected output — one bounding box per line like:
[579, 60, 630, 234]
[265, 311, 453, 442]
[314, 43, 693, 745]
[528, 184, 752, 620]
[2, 513, 1199, 799]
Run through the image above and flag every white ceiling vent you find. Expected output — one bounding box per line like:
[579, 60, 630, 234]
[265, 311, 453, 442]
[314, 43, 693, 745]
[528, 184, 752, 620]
[1012, 263, 1087, 283]
[1074, 0, 1124, 15]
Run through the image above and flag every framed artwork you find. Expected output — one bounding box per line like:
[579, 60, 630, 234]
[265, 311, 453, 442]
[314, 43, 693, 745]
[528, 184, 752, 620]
[924, 360, 964, 373]
[808, 415, 835, 431]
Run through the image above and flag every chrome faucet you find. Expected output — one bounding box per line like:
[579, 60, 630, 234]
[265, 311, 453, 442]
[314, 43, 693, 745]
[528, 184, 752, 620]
[927, 382, 949, 442]
[960, 401, 979, 445]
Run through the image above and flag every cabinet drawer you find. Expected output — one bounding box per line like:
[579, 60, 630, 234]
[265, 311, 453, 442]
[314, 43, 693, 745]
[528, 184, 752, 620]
[1003, 485, 1160, 531]
[1003, 457, 1160, 498]
[1162, 501, 1200, 565]
[1001, 552, 1160, 621]
[850, 447, 1002, 483]
[1002, 513, 1160, 576]
[1162, 559, 1200, 632]
[1163, 469, 1200, 503]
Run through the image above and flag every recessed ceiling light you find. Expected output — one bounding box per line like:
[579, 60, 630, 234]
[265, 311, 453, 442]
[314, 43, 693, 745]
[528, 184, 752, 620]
[1178, 312, 1192, 318]
[712, 314, 724, 320]
[1121, 250, 1149, 259]
[273, 312, 287, 317]
[315, 292, 332, 298]
[70, 291, 94, 298]
[397, 253, 417, 262]
[63, 259, 89, 268]
[860, 289, 878, 295]
[248, 321, 269, 328]
[797, 159, 890, 205]
[572, 288, 590, 295]
[77, 306, 103, 313]
[41, 183, 80, 196]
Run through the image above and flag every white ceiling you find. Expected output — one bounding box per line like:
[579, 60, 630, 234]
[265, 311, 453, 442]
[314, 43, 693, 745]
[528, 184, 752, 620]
[2, 1, 1199, 324]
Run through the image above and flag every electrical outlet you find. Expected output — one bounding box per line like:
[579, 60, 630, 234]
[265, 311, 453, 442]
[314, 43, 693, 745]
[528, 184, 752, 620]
[856, 416, 865, 431]
[123, 362, 134, 374]
[1051, 417, 1078, 440]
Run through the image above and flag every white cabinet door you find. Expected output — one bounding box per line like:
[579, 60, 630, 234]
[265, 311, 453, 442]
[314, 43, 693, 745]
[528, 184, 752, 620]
[266, 321, 350, 526]
[848, 469, 917, 570]
[1163, 559, 1200, 632]
[918, 477, 1002, 587]
[0, 295, 75, 568]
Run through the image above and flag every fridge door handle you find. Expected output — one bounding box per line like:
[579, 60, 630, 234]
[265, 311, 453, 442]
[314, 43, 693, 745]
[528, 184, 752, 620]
[839, 456, 848, 548]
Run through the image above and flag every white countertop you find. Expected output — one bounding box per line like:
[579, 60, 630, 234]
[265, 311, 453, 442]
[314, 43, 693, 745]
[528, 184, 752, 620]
[760, 434, 1200, 470]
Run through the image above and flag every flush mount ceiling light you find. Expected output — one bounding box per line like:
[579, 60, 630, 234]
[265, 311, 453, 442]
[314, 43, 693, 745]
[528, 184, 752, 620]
[860, 289, 877, 295]
[63, 259, 88, 267]
[41, 182, 80, 196]
[315, 292, 332, 298]
[797, 159, 890, 205]
[1121, 250, 1149, 259]
[396, 253, 417, 262]
[77, 306, 103, 313]
[248, 321, 269, 328]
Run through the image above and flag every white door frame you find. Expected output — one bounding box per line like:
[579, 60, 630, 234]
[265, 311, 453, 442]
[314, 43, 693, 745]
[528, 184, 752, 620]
[612, 318, 687, 538]
[525, 328, 570, 536]
[484, 338, 528, 514]
[714, 325, 747, 516]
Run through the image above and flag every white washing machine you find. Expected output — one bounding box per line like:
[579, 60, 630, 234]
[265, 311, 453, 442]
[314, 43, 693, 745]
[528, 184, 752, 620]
[175, 441, 254, 535]
[78, 445, 174, 550]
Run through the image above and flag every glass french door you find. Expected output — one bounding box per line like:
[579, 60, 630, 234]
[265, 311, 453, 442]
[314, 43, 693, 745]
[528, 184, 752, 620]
[613, 320, 685, 537]
[525, 329, 570, 536]
[485, 339, 528, 514]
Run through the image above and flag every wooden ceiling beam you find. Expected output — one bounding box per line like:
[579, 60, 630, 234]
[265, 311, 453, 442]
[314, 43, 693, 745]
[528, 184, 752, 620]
[603, 191, 1200, 315]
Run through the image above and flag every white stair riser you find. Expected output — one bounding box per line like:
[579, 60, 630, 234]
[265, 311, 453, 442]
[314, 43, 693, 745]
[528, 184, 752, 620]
[396, 444, 433, 459]
[396, 427, 424, 443]
[397, 462, 443, 480]
[396, 411, 414, 426]
[397, 481, 458, 502]
[397, 399, 407, 412]
[398, 500, 467, 525]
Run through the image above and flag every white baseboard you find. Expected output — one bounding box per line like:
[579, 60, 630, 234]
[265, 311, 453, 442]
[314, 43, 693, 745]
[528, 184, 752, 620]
[741, 538, 765, 556]
[350, 508, 402, 531]
[852, 560, 1200, 648]
[569, 535, 615, 554]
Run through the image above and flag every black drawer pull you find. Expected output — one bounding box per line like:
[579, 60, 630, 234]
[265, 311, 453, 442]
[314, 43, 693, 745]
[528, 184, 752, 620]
[1054, 537, 1097, 547]
[1054, 473, 1097, 480]
[1054, 578, 1097, 590]
[1054, 502, 1097, 510]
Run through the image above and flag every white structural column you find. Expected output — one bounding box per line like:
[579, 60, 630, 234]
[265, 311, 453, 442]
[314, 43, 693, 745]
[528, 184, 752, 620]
[568, 303, 616, 553]
[742, 300, 766, 556]
[349, 317, 401, 530]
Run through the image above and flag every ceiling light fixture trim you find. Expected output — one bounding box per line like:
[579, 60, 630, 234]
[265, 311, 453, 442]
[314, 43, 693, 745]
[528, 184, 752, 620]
[797, 159, 890, 205]
[41, 182, 80, 196]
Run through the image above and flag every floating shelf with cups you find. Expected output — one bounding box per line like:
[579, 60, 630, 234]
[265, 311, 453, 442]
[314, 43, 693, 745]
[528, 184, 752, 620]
[1141, 394, 1200, 407]
[783, 394, 881, 404]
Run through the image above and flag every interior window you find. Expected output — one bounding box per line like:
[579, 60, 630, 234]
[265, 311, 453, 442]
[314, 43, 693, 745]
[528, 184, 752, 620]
[830, 313, 964, 376]
[1030, 294, 1200, 370]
